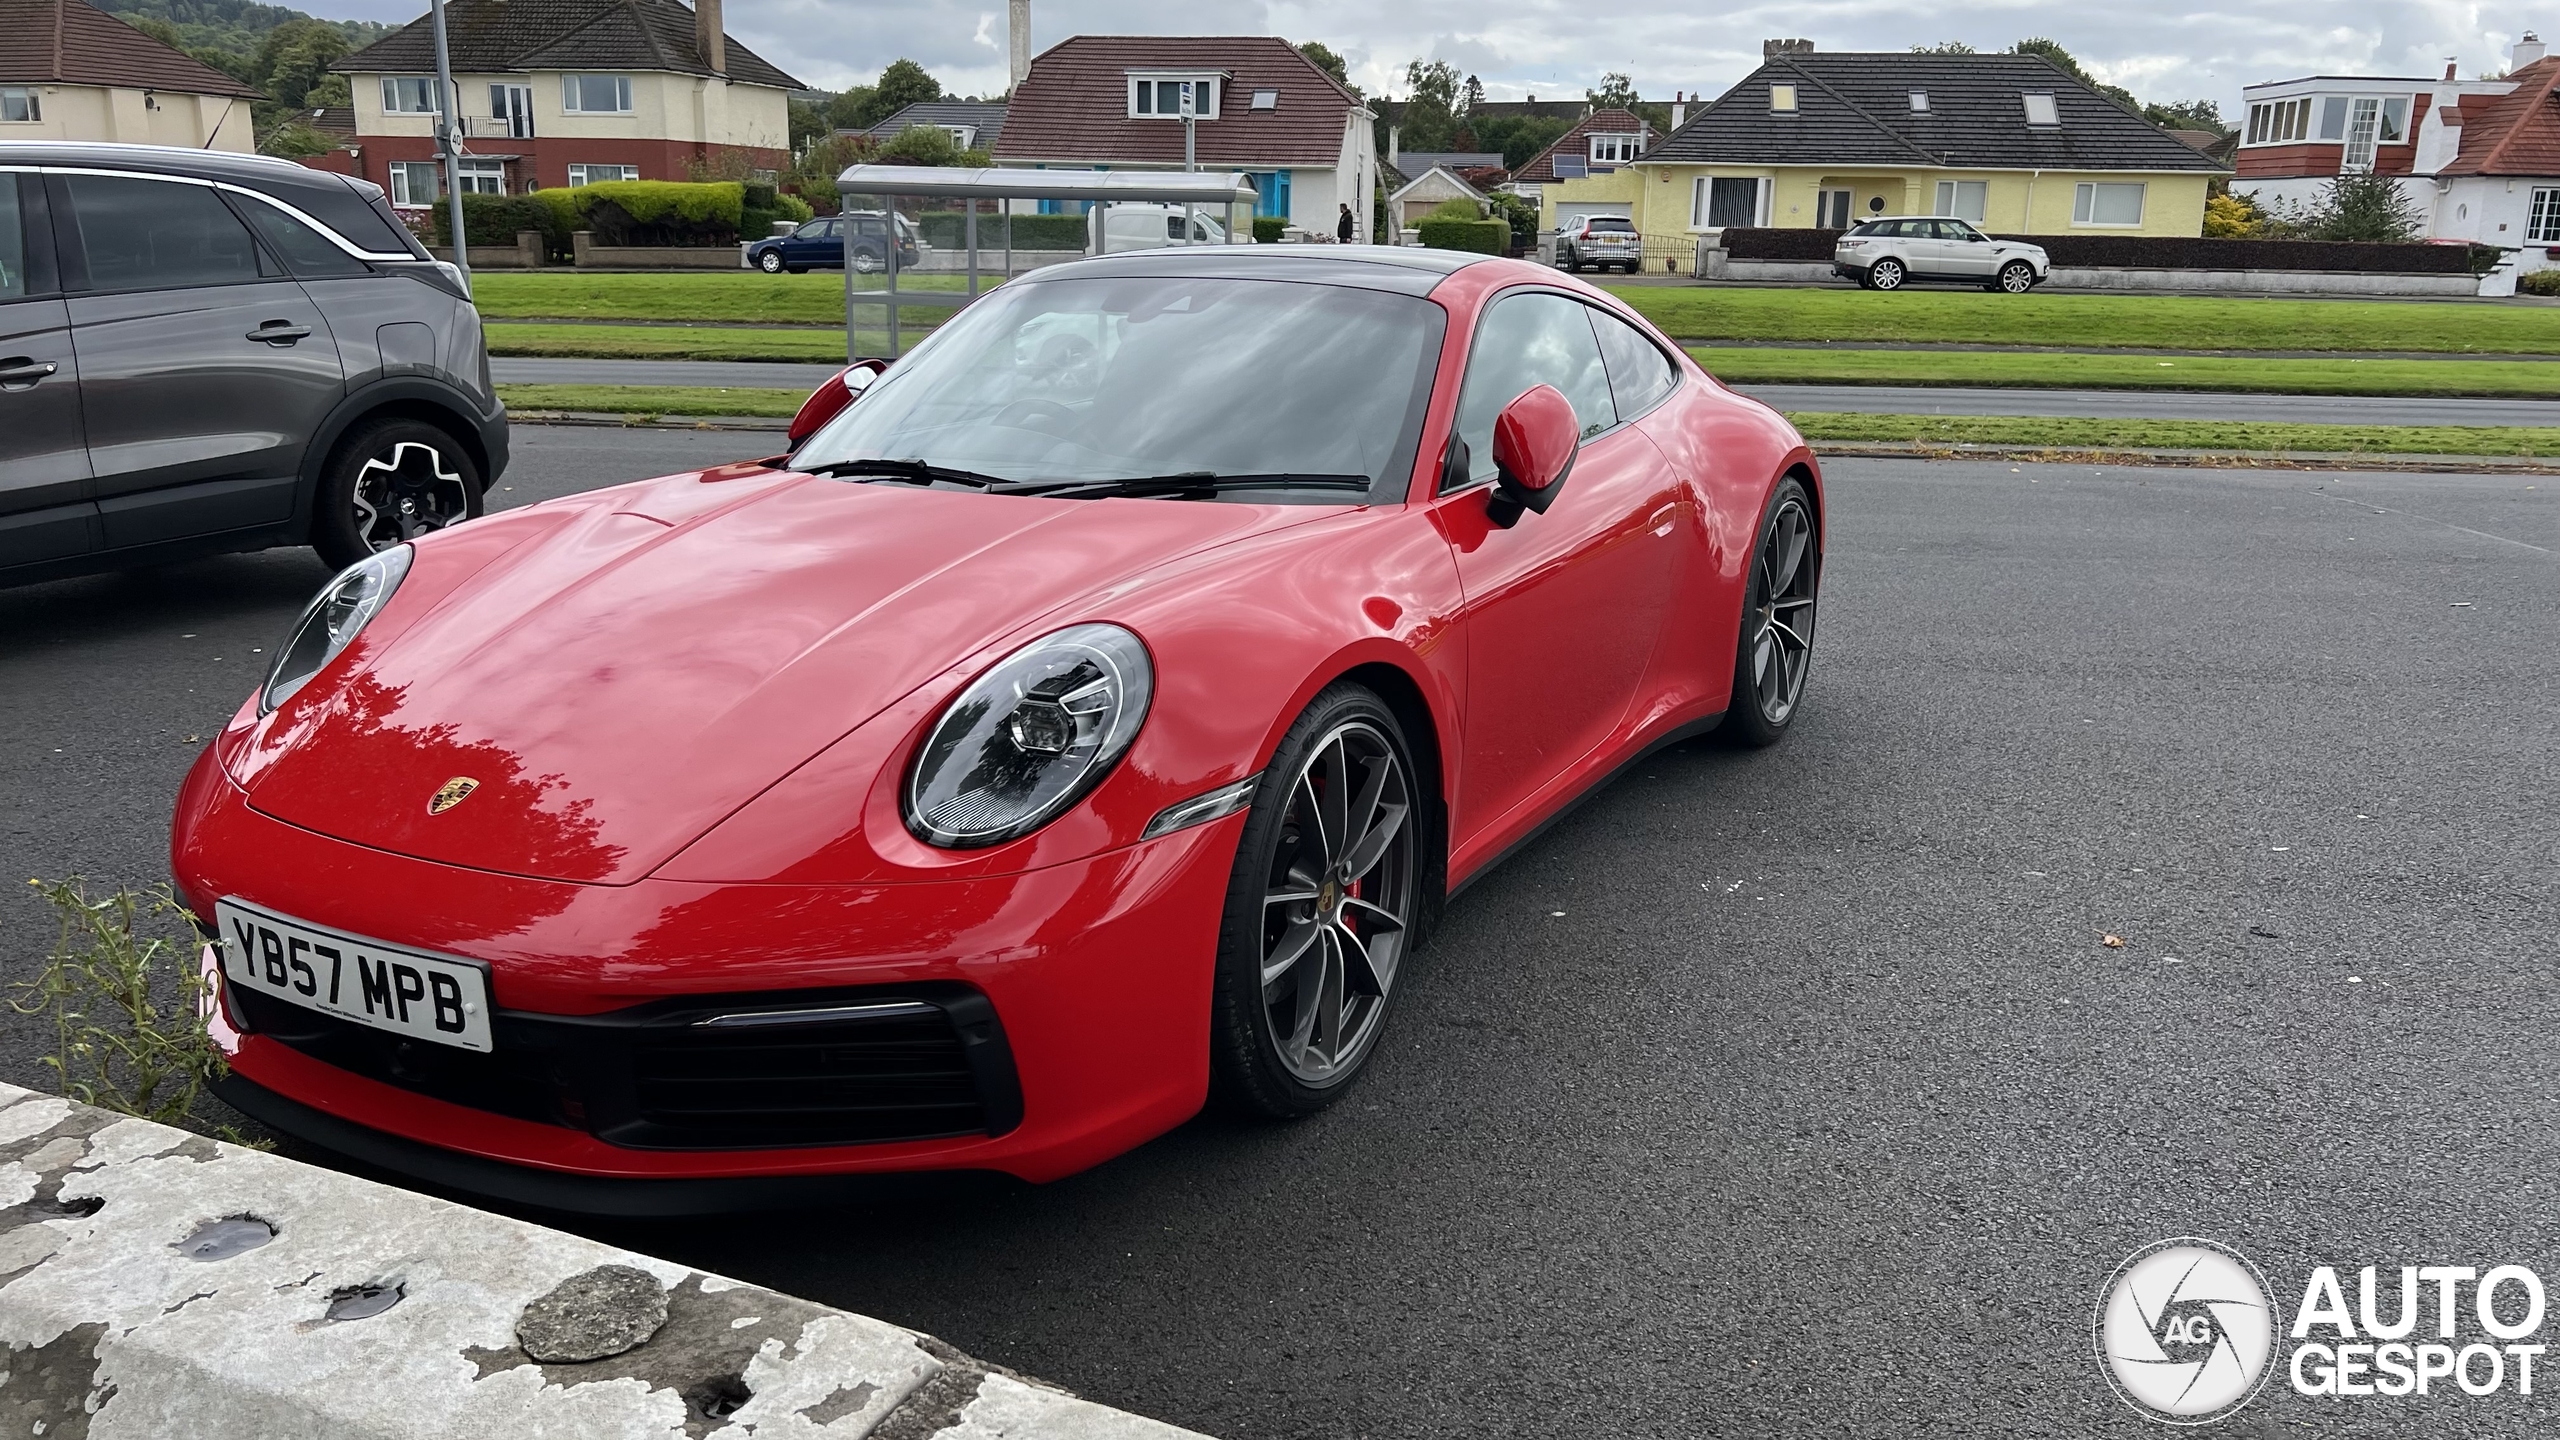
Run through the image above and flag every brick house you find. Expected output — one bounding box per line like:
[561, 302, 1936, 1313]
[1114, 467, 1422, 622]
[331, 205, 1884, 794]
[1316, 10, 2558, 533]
[310, 0, 799, 209]
[0, 0, 261, 151]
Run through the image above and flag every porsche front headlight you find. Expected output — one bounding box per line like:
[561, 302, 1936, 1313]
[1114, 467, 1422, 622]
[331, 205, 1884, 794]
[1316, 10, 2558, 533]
[904, 623, 1153, 849]
[260, 545, 412, 714]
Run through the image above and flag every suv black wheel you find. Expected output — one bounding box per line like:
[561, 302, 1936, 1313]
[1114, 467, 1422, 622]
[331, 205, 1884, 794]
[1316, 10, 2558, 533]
[756, 249, 786, 273]
[311, 416, 483, 570]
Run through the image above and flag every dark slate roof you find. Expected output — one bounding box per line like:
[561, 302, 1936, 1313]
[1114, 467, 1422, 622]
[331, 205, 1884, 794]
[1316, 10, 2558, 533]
[996, 35, 1364, 167]
[1394, 150, 1502, 172]
[1648, 52, 2224, 172]
[0, 0, 262, 96]
[856, 101, 1008, 149]
[335, 0, 798, 89]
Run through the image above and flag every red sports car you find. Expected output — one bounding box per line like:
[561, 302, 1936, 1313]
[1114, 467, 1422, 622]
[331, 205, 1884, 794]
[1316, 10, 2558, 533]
[174, 246, 1824, 1212]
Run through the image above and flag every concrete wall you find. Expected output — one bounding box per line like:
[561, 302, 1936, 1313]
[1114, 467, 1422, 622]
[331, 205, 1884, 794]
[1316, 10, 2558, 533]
[1, 84, 253, 150]
[1701, 250, 2483, 294]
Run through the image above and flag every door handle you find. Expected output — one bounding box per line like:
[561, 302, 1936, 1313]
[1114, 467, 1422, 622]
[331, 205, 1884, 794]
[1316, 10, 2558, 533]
[0, 358, 58, 389]
[1649, 502, 1680, 537]
[247, 322, 312, 345]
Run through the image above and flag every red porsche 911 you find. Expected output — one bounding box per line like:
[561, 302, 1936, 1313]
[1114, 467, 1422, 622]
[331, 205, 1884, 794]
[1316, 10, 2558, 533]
[174, 245, 1824, 1212]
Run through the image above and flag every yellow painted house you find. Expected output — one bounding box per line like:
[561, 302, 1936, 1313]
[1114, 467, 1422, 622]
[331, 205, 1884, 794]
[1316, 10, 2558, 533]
[1544, 46, 2223, 245]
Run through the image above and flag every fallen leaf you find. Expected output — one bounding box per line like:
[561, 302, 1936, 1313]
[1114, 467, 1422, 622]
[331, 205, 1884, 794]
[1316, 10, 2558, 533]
[2102, 934, 2126, 949]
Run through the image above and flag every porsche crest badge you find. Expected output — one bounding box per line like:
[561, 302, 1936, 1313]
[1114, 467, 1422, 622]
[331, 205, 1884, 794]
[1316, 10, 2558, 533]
[428, 777, 480, 815]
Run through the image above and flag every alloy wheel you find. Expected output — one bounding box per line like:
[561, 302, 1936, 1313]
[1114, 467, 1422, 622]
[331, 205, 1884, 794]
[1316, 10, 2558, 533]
[758, 251, 785, 273]
[350, 440, 473, 552]
[2000, 261, 2035, 294]
[1258, 719, 1417, 1086]
[851, 249, 881, 274]
[1746, 497, 1819, 725]
[1871, 258, 1905, 290]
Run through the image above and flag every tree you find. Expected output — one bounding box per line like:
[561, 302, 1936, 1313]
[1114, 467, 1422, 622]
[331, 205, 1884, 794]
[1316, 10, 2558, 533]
[1471, 113, 1572, 171]
[1460, 73, 1484, 116]
[1297, 40, 1356, 97]
[1912, 40, 1975, 54]
[251, 18, 348, 110]
[788, 96, 833, 152]
[2306, 172, 2422, 242]
[1395, 59, 1464, 152]
[1588, 71, 1640, 111]
[838, 60, 941, 131]
[2144, 98, 2228, 135]
[874, 123, 990, 168]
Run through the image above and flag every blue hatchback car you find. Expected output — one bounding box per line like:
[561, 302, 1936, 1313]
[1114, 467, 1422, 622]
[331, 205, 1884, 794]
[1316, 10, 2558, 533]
[747, 211, 923, 274]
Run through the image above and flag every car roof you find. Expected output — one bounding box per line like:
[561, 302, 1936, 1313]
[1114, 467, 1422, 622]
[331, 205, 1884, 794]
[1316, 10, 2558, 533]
[0, 141, 342, 189]
[1860, 215, 1979, 224]
[1016, 243, 1497, 297]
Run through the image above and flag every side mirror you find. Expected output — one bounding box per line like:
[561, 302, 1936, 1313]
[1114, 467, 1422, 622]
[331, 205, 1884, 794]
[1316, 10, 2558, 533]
[786, 358, 890, 447]
[1484, 383, 1579, 528]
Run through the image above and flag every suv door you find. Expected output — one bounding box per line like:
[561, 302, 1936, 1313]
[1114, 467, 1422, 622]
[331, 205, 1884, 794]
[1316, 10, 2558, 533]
[0, 172, 96, 570]
[1933, 220, 1998, 279]
[54, 170, 346, 552]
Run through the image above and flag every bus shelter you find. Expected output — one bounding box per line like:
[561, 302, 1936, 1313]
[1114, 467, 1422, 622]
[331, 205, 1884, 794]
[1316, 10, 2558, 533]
[834, 165, 1263, 359]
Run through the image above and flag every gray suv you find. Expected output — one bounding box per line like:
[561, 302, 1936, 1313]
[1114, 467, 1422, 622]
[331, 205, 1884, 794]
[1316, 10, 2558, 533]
[1, 142, 507, 585]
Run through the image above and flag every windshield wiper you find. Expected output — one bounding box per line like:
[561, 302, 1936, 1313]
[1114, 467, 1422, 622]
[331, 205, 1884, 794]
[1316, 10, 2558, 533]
[992, 472, 1374, 500]
[797, 457, 1011, 489]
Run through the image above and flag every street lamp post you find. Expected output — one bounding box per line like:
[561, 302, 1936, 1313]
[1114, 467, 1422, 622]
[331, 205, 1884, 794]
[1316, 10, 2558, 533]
[429, 0, 469, 289]
[1180, 80, 1196, 246]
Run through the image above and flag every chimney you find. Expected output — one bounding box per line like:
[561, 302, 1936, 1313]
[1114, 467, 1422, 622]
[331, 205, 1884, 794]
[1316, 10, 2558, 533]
[1762, 38, 1815, 58]
[2515, 30, 2546, 67]
[1670, 89, 1685, 129]
[695, 0, 724, 74]
[2445, 58, 2459, 81]
[1388, 124, 1400, 167]
[1009, 0, 1032, 91]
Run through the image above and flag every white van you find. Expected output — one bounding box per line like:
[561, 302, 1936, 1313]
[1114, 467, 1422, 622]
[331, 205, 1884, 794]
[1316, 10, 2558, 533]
[1098, 203, 1232, 253]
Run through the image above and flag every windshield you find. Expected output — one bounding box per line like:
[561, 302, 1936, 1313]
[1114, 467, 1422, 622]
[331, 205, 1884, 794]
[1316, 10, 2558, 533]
[791, 275, 1448, 500]
[1584, 217, 1635, 233]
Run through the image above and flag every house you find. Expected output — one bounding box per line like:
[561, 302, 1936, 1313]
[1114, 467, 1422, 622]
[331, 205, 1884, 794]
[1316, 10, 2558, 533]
[1388, 163, 1487, 229]
[1544, 42, 2223, 240]
[0, 0, 262, 151]
[850, 100, 1008, 152]
[1510, 107, 1656, 211]
[993, 35, 1377, 240]
[2232, 34, 2560, 269]
[311, 0, 800, 209]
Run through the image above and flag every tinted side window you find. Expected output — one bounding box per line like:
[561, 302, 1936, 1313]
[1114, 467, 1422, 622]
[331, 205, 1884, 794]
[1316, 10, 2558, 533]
[241, 176, 417, 256]
[0, 178, 24, 300]
[231, 193, 369, 277]
[66, 175, 263, 291]
[1449, 291, 1616, 490]
[1590, 308, 1679, 419]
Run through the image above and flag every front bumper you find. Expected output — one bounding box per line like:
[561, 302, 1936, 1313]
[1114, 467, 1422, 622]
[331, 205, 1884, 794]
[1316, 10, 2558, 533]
[173, 745, 1237, 1192]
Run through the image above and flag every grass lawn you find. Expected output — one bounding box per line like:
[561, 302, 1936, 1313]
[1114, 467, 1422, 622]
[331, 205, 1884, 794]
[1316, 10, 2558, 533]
[498, 384, 807, 418]
[1689, 346, 2560, 398]
[472, 270, 983, 324]
[488, 322, 893, 361]
[1608, 285, 2560, 354]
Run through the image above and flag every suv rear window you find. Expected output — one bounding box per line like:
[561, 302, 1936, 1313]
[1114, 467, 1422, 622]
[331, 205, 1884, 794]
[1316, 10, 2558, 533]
[1846, 221, 1888, 237]
[240, 175, 421, 258]
[1584, 217, 1635, 233]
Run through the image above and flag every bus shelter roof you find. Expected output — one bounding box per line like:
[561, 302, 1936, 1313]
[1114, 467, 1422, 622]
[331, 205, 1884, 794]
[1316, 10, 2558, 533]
[837, 165, 1261, 205]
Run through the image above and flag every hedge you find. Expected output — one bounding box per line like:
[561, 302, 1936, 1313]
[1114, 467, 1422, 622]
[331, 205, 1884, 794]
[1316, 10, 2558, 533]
[571, 180, 745, 246]
[1416, 218, 1511, 255]
[430, 192, 576, 260]
[1718, 226, 2503, 274]
[739, 181, 812, 241]
[913, 210, 1090, 250]
[1253, 216, 1287, 243]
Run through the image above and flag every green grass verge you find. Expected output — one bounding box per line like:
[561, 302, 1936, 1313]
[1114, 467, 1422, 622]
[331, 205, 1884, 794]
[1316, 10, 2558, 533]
[1608, 285, 2560, 355]
[488, 322, 891, 360]
[472, 270, 989, 324]
[497, 383, 805, 418]
[1785, 412, 2560, 457]
[1689, 346, 2560, 398]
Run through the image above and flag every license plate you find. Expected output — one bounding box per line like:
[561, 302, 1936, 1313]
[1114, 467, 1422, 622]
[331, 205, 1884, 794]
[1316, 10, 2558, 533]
[214, 899, 495, 1052]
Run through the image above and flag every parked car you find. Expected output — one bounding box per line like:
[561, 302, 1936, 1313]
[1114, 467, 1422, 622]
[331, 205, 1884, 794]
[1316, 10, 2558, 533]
[1833, 217, 2050, 293]
[1099, 203, 1230, 252]
[1556, 214, 1642, 273]
[0, 142, 507, 586]
[180, 243, 1826, 1210]
[747, 210, 923, 274]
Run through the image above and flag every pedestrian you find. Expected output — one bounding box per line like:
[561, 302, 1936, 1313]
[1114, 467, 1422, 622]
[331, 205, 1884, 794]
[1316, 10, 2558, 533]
[1337, 202, 1355, 244]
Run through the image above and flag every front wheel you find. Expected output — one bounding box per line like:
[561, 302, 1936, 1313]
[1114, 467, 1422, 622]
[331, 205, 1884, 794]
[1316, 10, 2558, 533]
[311, 417, 483, 570]
[850, 248, 881, 274]
[1211, 683, 1423, 1118]
[1868, 257, 1906, 291]
[1998, 260, 2036, 294]
[1717, 476, 1820, 748]
[755, 250, 785, 273]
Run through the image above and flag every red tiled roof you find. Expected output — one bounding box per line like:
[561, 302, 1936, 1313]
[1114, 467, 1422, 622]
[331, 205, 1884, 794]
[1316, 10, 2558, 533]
[1513, 106, 1654, 183]
[993, 35, 1365, 168]
[2442, 55, 2560, 176]
[0, 0, 263, 97]
[337, 0, 799, 90]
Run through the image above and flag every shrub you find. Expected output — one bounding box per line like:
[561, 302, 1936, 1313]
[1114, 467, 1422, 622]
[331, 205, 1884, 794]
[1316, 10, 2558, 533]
[570, 180, 744, 246]
[1484, 190, 1541, 253]
[914, 210, 1091, 250]
[430, 192, 574, 260]
[2270, 172, 2425, 244]
[2520, 268, 2560, 297]
[1423, 195, 1484, 221]
[2202, 192, 2263, 239]
[1252, 216, 1287, 243]
[739, 181, 813, 240]
[1416, 217, 1510, 254]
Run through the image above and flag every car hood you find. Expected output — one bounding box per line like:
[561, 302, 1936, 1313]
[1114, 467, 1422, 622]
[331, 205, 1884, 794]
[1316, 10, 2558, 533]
[244, 468, 1324, 885]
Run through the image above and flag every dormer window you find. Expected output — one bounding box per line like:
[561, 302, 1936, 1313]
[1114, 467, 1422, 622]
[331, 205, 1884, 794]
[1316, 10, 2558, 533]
[2022, 93, 2059, 126]
[1770, 83, 1798, 112]
[1589, 132, 1641, 164]
[1130, 74, 1221, 119]
[1908, 90, 1929, 112]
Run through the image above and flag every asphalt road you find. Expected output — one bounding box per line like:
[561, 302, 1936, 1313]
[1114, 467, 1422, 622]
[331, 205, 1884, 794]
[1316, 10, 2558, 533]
[4, 436, 2557, 1437]
[487, 356, 2560, 427]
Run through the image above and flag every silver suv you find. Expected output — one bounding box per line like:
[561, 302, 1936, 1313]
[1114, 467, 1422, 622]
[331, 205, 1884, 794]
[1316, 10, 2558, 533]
[1833, 217, 2050, 293]
[1, 142, 507, 586]
[1556, 214, 1642, 274]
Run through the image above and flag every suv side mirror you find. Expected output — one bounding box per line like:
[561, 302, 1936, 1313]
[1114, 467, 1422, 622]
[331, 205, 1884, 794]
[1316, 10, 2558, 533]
[786, 358, 890, 447]
[1484, 383, 1579, 528]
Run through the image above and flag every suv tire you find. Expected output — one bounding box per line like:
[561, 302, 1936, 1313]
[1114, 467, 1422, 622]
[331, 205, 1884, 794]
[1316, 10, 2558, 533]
[1867, 257, 1906, 291]
[311, 416, 485, 570]
[1997, 260, 2036, 294]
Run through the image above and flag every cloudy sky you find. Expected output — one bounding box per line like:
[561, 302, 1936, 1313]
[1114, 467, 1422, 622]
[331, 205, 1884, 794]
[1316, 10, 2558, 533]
[318, 0, 2545, 117]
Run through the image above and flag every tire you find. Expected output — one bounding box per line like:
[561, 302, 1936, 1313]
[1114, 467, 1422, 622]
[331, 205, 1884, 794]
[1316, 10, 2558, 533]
[1717, 476, 1821, 748]
[1868, 257, 1906, 291]
[1998, 260, 2036, 294]
[1564, 251, 1583, 273]
[310, 416, 484, 571]
[851, 248, 881, 275]
[755, 250, 785, 273]
[1211, 682, 1424, 1118]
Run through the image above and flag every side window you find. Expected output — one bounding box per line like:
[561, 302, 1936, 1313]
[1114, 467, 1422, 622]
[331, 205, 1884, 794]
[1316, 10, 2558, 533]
[793, 219, 829, 239]
[231, 193, 369, 278]
[0, 177, 25, 300]
[64, 174, 265, 292]
[1447, 291, 1617, 490]
[1589, 308, 1679, 420]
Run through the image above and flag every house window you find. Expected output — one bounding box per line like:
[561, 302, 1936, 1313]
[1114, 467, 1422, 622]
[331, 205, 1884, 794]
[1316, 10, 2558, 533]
[0, 87, 40, 123]
[2022, 93, 2059, 126]
[2318, 97, 2349, 141]
[2530, 188, 2560, 243]
[562, 74, 634, 114]
[1908, 91, 1929, 113]
[1246, 170, 1291, 219]
[1694, 175, 1761, 228]
[941, 125, 976, 147]
[382, 76, 440, 114]
[1816, 188, 1854, 228]
[567, 164, 640, 186]
[2343, 97, 2382, 172]
[1250, 89, 1278, 110]
[388, 161, 441, 207]
[1130, 76, 1219, 119]
[456, 159, 505, 195]
[2072, 181, 2145, 226]
[1933, 179, 1987, 222]
[491, 83, 535, 139]
[2246, 97, 2312, 145]
[1769, 84, 1797, 112]
[2380, 97, 2410, 142]
[1589, 132, 1641, 164]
